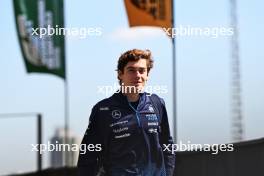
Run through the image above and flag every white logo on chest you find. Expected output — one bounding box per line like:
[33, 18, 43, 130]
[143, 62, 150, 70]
[112, 110, 122, 119]
[148, 105, 155, 113]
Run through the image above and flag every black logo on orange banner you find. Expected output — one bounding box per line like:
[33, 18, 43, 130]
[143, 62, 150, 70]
[130, 0, 166, 20]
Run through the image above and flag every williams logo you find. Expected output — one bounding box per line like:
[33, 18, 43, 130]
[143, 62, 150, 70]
[148, 105, 155, 113]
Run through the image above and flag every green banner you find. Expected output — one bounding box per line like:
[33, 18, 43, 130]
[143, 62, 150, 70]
[13, 0, 65, 79]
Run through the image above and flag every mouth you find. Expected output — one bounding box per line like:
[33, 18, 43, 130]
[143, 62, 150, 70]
[132, 82, 142, 85]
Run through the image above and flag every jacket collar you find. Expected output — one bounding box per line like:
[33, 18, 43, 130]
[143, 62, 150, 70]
[112, 90, 147, 110]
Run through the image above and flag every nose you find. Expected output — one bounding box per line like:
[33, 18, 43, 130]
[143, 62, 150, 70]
[135, 70, 141, 78]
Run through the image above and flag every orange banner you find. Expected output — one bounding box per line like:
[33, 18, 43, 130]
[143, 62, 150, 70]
[124, 0, 172, 29]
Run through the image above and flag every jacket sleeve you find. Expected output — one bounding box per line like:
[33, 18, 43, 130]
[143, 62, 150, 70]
[159, 99, 175, 176]
[77, 105, 103, 176]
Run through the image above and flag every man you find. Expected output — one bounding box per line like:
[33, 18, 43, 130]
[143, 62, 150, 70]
[78, 49, 175, 176]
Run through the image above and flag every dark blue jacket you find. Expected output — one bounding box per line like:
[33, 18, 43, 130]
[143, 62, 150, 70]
[78, 92, 175, 176]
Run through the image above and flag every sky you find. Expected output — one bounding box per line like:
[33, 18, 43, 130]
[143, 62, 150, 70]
[0, 0, 263, 175]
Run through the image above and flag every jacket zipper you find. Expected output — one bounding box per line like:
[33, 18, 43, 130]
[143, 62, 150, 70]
[128, 101, 141, 127]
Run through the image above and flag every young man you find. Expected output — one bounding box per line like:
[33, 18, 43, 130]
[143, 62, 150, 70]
[78, 49, 175, 176]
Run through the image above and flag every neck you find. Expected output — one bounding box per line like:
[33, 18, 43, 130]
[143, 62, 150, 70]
[125, 93, 140, 102]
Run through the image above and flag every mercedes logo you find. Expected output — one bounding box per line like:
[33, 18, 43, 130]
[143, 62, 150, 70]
[112, 110, 122, 119]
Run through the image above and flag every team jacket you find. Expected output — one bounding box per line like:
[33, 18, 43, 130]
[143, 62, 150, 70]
[77, 92, 175, 176]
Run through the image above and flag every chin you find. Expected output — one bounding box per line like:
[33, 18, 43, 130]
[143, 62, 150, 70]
[137, 85, 145, 91]
[134, 84, 142, 88]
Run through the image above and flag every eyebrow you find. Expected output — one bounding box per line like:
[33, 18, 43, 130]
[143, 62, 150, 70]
[126, 66, 146, 70]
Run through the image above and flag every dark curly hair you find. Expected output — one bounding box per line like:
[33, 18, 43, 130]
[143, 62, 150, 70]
[117, 49, 154, 84]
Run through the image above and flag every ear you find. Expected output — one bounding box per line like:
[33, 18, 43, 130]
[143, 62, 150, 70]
[118, 70, 123, 80]
[146, 73, 150, 82]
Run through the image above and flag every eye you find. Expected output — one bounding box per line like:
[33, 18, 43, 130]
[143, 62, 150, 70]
[127, 68, 136, 73]
[126, 68, 146, 74]
[139, 68, 146, 74]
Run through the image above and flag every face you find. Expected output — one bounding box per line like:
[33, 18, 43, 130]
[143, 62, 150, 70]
[118, 59, 149, 93]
